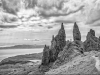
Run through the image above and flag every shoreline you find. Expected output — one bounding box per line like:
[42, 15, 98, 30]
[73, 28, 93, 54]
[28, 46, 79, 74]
[0, 48, 43, 62]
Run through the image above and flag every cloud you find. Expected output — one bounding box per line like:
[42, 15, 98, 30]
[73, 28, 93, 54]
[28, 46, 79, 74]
[38, 25, 43, 27]
[88, 20, 100, 27]
[86, 9, 100, 24]
[47, 26, 53, 29]
[37, 0, 64, 9]
[0, 25, 19, 28]
[24, 39, 40, 41]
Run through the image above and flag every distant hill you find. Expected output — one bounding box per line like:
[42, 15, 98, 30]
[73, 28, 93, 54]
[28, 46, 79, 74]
[0, 45, 44, 49]
[0, 52, 43, 65]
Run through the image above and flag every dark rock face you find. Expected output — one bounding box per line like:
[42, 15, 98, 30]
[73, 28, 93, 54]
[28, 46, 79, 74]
[55, 23, 66, 51]
[73, 22, 84, 53]
[40, 23, 85, 70]
[50, 23, 66, 62]
[41, 45, 50, 66]
[52, 40, 84, 69]
[40, 23, 66, 68]
[84, 29, 100, 51]
[73, 22, 81, 41]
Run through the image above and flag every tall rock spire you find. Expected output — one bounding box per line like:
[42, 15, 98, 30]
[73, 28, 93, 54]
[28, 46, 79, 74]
[73, 22, 81, 41]
[41, 45, 50, 65]
[86, 29, 95, 40]
[58, 23, 66, 37]
[61, 23, 64, 29]
[41, 23, 66, 68]
[55, 23, 66, 51]
[52, 35, 55, 41]
[84, 29, 100, 51]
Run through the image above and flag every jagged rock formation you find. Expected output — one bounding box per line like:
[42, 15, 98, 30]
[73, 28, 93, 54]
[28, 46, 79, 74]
[73, 22, 81, 41]
[40, 22, 100, 73]
[84, 29, 100, 51]
[49, 23, 66, 62]
[40, 23, 66, 70]
[40, 23, 85, 71]
[41, 45, 50, 66]
[52, 40, 84, 69]
[49, 23, 85, 69]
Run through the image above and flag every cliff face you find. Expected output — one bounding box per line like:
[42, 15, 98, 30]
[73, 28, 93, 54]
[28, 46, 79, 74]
[84, 29, 100, 51]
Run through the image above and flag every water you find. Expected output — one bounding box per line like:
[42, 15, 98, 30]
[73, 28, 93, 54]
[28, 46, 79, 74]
[0, 48, 43, 62]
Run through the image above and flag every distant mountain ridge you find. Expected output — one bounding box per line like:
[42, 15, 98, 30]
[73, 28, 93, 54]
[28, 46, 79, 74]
[0, 44, 44, 49]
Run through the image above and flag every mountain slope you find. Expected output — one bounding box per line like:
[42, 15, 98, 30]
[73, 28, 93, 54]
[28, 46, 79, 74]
[46, 51, 100, 74]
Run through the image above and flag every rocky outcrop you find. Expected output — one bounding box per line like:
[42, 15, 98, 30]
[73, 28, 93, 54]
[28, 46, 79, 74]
[73, 22, 84, 53]
[40, 23, 84, 70]
[49, 23, 66, 62]
[84, 29, 100, 51]
[46, 51, 100, 75]
[52, 40, 84, 69]
[73, 22, 81, 41]
[55, 23, 66, 51]
[41, 45, 50, 66]
[40, 23, 66, 69]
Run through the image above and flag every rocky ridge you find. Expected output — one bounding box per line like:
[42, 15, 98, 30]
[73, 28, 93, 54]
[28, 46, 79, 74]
[39, 22, 100, 74]
[84, 29, 100, 51]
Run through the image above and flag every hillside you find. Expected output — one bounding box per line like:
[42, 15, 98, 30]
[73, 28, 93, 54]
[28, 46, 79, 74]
[0, 45, 44, 49]
[0, 52, 42, 66]
[46, 51, 100, 74]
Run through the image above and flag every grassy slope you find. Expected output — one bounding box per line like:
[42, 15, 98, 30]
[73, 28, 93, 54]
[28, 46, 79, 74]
[0, 52, 43, 75]
[46, 51, 100, 74]
[0, 52, 42, 65]
[0, 45, 44, 49]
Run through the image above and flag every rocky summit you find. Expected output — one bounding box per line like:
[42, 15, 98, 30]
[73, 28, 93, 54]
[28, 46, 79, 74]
[73, 22, 81, 41]
[84, 29, 100, 51]
[39, 23, 66, 71]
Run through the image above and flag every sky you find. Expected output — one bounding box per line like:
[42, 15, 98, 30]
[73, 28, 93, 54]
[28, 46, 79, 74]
[0, 0, 100, 46]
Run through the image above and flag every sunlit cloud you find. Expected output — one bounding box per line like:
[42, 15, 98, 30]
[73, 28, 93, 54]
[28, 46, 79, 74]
[0, 0, 100, 45]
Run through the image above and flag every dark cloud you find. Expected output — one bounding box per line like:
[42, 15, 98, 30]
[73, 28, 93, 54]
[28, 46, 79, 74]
[90, 21, 100, 27]
[55, 20, 74, 24]
[1, 0, 84, 19]
[37, 0, 64, 10]
[1, 0, 19, 15]
[40, 5, 84, 18]
[0, 25, 19, 28]
[0, 29, 3, 31]
[38, 25, 43, 27]
[86, 18, 100, 25]
[25, 0, 37, 9]
[47, 26, 53, 29]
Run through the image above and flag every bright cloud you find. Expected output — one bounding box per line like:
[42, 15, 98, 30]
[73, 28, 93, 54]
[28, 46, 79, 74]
[0, 0, 100, 45]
